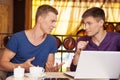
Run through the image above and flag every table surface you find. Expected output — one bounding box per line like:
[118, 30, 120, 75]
[6, 72, 74, 80]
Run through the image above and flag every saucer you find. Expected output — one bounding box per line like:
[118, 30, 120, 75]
[25, 73, 46, 78]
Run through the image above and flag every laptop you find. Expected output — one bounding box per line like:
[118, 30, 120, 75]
[64, 51, 120, 80]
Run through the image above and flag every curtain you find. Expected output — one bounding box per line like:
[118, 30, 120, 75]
[32, 0, 120, 35]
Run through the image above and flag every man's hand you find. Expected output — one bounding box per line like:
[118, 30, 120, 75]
[45, 62, 65, 72]
[118, 75, 120, 80]
[77, 41, 89, 51]
[20, 57, 35, 71]
[74, 41, 89, 56]
[72, 41, 89, 65]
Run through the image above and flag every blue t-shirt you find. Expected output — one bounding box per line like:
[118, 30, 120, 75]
[6, 31, 57, 76]
[70, 32, 120, 71]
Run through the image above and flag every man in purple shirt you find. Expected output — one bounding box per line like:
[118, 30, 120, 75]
[70, 7, 120, 75]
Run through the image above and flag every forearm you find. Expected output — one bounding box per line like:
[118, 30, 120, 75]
[72, 49, 81, 65]
[70, 49, 81, 71]
[0, 61, 22, 72]
[70, 61, 77, 71]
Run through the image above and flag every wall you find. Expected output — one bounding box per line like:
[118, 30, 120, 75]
[13, 0, 25, 33]
[0, 0, 13, 50]
[0, 0, 13, 33]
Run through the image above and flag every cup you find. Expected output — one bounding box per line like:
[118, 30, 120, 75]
[29, 66, 45, 77]
[14, 66, 25, 78]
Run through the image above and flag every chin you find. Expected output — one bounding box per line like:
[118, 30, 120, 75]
[46, 32, 50, 34]
[46, 33, 50, 34]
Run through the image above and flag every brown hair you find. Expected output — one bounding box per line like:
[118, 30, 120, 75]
[82, 7, 105, 22]
[35, 4, 58, 23]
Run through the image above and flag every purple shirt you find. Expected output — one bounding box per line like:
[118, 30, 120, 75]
[70, 32, 120, 71]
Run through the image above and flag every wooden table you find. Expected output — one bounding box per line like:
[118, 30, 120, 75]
[6, 72, 74, 80]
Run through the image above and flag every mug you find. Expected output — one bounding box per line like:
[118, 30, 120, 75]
[30, 66, 45, 77]
[14, 66, 25, 78]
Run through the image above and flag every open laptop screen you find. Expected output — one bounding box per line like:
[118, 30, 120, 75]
[75, 51, 120, 79]
[64, 51, 120, 80]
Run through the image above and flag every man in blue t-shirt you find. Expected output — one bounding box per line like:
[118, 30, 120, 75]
[70, 7, 120, 79]
[0, 4, 64, 77]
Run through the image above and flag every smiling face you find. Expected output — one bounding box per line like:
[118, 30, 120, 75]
[38, 12, 57, 34]
[83, 16, 104, 37]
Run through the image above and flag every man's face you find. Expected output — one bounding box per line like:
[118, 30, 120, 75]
[83, 16, 103, 36]
[39, 12, 57, 34]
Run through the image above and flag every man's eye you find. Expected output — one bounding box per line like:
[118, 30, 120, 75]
[52, 20, 56, 23]
[88, 22, 92, 25]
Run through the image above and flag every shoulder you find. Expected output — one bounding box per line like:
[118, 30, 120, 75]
[11, 31, 25, 38]
[47, 34, 56, 41]
[7, 31, 25, 43]
[46, 35, 57, 46]
[12, 31, 25, 37]
[107, 32, 120, 38]
[107, 32, 120, 42]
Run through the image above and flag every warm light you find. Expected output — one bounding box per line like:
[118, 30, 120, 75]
[32, 1, 120, 35]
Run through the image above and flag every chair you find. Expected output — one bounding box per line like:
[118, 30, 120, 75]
[0, 70, 7, 80]
[0, 52, 7, 80]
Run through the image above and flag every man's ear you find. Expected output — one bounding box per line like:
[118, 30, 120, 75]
[37, 16, 43, 23]
[99, 20, 104, 26]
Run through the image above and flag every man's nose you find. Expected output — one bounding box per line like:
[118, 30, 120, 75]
[84, 24, 90, 30]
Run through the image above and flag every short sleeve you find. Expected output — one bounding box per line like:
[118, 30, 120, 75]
[50, 36, 57, 54]
[6, 35, 18, 54]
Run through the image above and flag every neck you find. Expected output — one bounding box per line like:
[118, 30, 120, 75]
[30, 25, 46, 40]
[92, 30, 107, 46]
